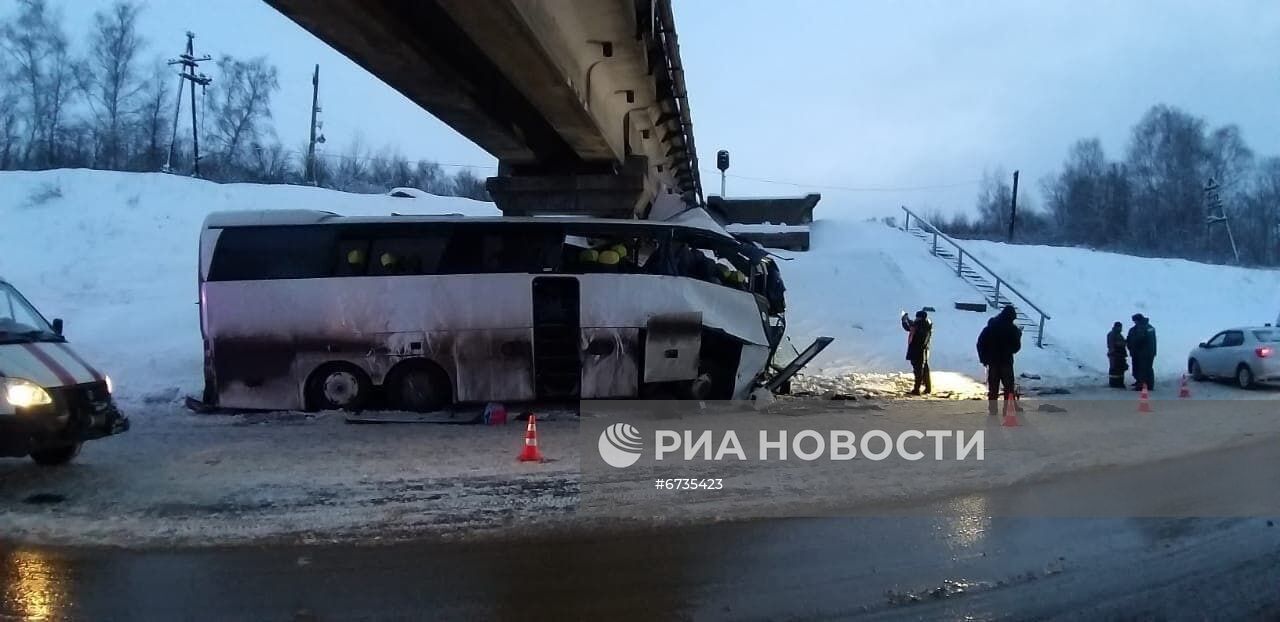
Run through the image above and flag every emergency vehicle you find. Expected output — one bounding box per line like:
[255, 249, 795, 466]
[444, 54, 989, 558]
[0, 278, 128, 464]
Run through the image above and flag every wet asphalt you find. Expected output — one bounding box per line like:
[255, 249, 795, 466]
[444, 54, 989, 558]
[3, 440, 1280, 621]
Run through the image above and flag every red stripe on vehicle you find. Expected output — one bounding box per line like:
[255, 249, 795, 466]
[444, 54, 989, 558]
[20, 343, 76, 387]
[54, 342, 105, 382]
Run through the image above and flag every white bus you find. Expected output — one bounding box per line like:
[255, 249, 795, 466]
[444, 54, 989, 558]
[197, 210, 788, 412]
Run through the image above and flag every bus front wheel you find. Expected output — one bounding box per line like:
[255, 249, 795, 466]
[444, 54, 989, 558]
[306, 363, 372, 411]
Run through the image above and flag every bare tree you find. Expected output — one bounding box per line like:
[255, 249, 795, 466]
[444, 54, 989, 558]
[450, 168, 490, 201]
[1, 0, 76, 167]
[0, 48, 19, 169]
[415, 159, 448, 194]
[207, 55, 279, 172]
[83, 1, 144, 169]
[1043, 138, 1110, 246]
[134, 58, 170, 171]
[331, 136, 369, 191]
[1124, 104, 1210, 255]
[249, 141, 293, 183]
[975, 170, 1013, 234]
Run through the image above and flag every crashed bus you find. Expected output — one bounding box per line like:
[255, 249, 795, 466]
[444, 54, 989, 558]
[197, 209, 797, 412]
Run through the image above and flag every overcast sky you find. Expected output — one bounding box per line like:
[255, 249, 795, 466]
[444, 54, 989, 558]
[50, 0, 1280, 218]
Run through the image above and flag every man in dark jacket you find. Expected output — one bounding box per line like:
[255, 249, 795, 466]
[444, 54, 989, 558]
[1107, 322, 1128, 388]
[901, 309, 932, 395]
[977, 305, 1022, 413]
[1126, 314, 1157, 390]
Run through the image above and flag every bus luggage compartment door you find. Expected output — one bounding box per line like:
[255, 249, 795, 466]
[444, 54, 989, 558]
[644, 312, 702, 383]
[532, 277, 581, 399]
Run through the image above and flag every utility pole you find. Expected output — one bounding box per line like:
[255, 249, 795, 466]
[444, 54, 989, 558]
[1008, 169, 1020, 243]
[1204, 177, 1241, 264]
[305, 64, 322, 186]
[166, 32, 211, 177]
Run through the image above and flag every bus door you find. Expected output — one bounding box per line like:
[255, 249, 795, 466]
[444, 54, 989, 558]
[531, 277, 581, 399]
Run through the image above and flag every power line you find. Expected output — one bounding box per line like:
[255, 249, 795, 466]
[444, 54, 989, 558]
[700, 168, 982, 193]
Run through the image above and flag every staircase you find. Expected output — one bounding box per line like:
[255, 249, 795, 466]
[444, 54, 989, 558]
[900, 207, 1051, 347]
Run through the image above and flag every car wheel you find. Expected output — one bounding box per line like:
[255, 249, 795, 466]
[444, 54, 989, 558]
[1189, 359, 1205, 381]
[1236, 364, 1255, 390]
[306, 363, 372, 411]
[30, 443, 81, 466]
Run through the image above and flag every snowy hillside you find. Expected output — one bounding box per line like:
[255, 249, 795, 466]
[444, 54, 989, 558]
[777, 221, 1082, 382]
[3, 169, 1278, 402]
[962, 239, 1280, 378]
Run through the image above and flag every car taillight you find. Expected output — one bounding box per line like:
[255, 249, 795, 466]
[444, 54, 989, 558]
[1256, 346, 1273, 358]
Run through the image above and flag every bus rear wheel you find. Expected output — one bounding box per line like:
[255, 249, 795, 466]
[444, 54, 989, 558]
[386, 362, 451, 412]
[306, 363, 372, 411]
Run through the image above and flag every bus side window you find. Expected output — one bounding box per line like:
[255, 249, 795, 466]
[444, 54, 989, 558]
[335, 240, 371, 276]
[363, 235, 449, 276]
[207, 227, 336, 281]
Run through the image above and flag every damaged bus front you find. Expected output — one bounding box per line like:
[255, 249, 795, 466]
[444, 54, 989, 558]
[197, 211, 788, 412]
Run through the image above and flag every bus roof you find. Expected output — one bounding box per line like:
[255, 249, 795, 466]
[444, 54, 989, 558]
[201, 209, 738, 240]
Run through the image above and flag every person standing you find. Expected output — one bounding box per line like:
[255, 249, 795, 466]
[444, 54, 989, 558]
[900, 309, 932, 395]
[1107, 321, 1129, 388]
[977, 305, 1022, 414]
[1126, 314, 1157, 390]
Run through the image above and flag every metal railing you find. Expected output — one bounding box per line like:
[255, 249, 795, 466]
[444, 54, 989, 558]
[900, 206, 1051, 347]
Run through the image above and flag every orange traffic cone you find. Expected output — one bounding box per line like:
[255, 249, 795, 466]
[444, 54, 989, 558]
[1001, 393, 1020, 427]
[1138, 384, 1152, 413]
[517, 414, 544, 462]
[1178, 375, 1191, 399]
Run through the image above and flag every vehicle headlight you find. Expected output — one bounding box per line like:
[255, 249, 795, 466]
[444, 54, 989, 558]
[105, 375, 114, 395]
[3, 378, 53, 408]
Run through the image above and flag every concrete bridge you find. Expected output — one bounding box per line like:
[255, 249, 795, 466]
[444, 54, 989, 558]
[267, 0, 703, 218]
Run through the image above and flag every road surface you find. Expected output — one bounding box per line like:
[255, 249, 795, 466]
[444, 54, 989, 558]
[3, 439, 1278, 621]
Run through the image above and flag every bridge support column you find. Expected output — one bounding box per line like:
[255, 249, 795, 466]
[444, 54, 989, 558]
[486, 156, 653, 219]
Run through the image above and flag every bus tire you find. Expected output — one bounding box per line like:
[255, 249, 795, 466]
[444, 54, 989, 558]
[385, 360, 452, 412]
[30, 443, 81, 466]
[306, 362, 372, 412]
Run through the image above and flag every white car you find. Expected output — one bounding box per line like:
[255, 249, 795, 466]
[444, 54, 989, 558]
[1187, 326, 1280, 389]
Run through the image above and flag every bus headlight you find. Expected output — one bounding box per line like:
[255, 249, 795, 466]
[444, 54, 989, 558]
[3, 378, 53, 408]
